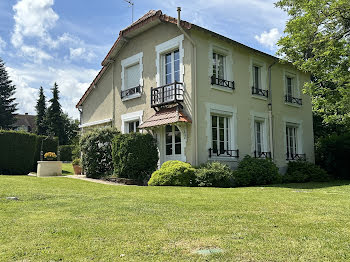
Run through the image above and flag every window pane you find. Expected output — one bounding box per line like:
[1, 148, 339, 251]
[128, 122, 134, 133]
[220, 142, 225, 154]
[219, 128, 224, 141]
[166, 144, 172, 155]
[166, 74, 172, 84]
[212, 141, 218, 153]
[175, 143, 181, 154]
[254, 66, 259, 89]
[217, 54, 224, 79]
[212, 116, 217, 127]
[174, 71, 180, 82]
[174, 126, 181, 143]
[165, 53, 172, 63]
[212, 128, 217, 141]
[136, 121, 139, 128]
[219, 117, 224, 128]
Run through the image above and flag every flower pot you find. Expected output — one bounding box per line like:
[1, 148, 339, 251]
[37, 161, 62, 177]
[73, 165, 82, 175]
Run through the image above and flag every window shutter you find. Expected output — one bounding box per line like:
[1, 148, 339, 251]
[125, 63, 140, 89]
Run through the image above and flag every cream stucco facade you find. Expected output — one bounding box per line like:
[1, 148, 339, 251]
[77, 10, 314, 171]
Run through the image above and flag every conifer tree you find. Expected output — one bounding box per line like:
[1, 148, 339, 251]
[47, 82, 64, 143]
[0, 57, 17, 129]
[35, 86, 47, 135]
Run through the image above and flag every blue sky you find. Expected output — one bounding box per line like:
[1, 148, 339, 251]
[0, 0, 287, 119]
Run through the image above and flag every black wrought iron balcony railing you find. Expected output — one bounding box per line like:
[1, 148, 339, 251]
[208, 148, 239, 158]
[254, 151, 272, 158]
[151, 81, 184, 108]
[286, 153, 306, 161]
[211, 76, 235, 90]
[252, 86, 269, 98]
[285, 95, 302, 105]
[121, 85, 141, 99]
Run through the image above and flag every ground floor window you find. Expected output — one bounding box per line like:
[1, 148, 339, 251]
[211, 115, 230, 154]
[286, 125, 298, 157]
[165, 125, 181, 155]
[254, 120, 264, 155]
[127, 120, 139, 133]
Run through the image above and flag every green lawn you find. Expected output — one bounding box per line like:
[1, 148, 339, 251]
[0, 177, 349, 261]
[62, 162, 74, 176]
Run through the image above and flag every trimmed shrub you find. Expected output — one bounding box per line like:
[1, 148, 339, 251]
[148, 160, 196, 186]
[112, 133, 158, 183]
[195, 162, 235, 187]
[33, 135, 58, 171]
[284, 160, 331, 183]
[234, 155, 281, 186]
[59, 145, 74, 161]
[0, 130, 37, 175]
[80, 127, 120, 179]
[316, 133, 350, 179]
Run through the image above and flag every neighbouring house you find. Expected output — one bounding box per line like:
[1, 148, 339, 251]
[76, 9, 314, 171]
[12, 113, 36, 133]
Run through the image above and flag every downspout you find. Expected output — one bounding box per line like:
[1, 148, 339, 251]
[268, 60, 277, 159]
[106, 59, 116, 127]
[177, 7, 198, 165]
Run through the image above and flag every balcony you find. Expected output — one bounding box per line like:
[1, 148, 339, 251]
[208, 148, 239, 158]
[211, 76, 235, 90]
[151, 81, 184, 108]
[285, 95, 302, 105]
[286, 153, 306, 161]
[252, 86, 268, 98]
[121, 85, 141, 100]
[254, 151, 271, 158]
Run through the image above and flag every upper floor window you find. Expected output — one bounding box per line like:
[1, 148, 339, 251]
[253, 65, 261, 89]
[164, 49, 180, 85]
[251, 64, 268, 98]
[284, 73, 302, 105]
[212, 53, 225, 80]
[121, 52, 143, 100]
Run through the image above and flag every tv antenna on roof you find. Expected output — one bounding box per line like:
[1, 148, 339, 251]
[123, 0, 134, 23]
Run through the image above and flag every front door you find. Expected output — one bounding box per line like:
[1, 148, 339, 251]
[164, 124, 182, 162]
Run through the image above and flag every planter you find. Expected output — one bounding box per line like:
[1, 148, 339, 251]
[73, 165, 82, 175]
[37, 161, 62, 177]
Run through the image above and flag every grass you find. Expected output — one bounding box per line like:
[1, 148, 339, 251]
[62, 162, 74, 176]
[0, 177, 350, 261]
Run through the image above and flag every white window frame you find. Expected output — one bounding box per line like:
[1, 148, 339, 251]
[121, 52, 143, 101]
[155, 35, 184, 87]
[250, 58, 267, 99]
[250, 111, 269, 156]
[208, 43, 234, 93]
[283, 70, 301, 106]
[283, 117, 304, 161]
[206, 103, 237, 161]
[165, 125, 182, 156]
[121, 110, 143, 134]
[211, 114, 231, 154]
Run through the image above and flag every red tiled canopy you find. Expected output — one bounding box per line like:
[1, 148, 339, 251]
[138, 107, 191, 129]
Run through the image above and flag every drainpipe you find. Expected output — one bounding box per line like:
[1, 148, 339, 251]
[268, 60, 277, 159]
[106, 59, 116, 127]
[177, 7, 198, 165]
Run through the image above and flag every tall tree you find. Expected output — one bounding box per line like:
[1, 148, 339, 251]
[47, 83, 65, 144]
[62, 113, 79, 145]
[35, 86, 47, 135]
[0, 57, 17, 129]
[276, 0, 350, 126]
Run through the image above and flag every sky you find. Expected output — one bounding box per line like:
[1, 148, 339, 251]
[0, 0, 288, 119]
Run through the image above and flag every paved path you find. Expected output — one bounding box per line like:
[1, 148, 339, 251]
[65, 175, 125, 186]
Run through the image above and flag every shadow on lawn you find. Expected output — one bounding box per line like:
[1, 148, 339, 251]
[268, 180, 350, 189]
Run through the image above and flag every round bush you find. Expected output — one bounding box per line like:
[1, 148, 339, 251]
[195, 162, 235, 187]
[284, 160, 330, 183]
[80, 127, 120, 179]
[148, 160, 196, 186]
[234, 155, 281, 187]
[112, 133, 158, 183]
[58, 145, 73, 161]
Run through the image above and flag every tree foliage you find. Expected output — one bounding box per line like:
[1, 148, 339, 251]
[0, 57, 17, 129]
[47, 83, 65, 144]
[276, 0, 350, 125]
[35, 86, 47, 135]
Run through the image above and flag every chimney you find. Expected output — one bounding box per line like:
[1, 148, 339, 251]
[177, 7, 181, 27]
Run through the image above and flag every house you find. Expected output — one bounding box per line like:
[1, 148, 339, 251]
[12, 113, 36, 133]
[76, 9, 314, 171]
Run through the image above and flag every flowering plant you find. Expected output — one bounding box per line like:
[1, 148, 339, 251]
[44, 152, 57, 161]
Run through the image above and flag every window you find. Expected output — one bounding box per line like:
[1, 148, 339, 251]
[286, 125, 297, 158]
[164, 50, 180, 85]
[165, 125, 181, 155]
[125, 63, 140, 90]
[286, 76, 294, 97]
[254, 120, 264, 155]
[284, 74, 302, 105]
[211, 115, 230, 154]
[253, 65, 261, 89]
[127, 120, 139, 133]
[212, 52, 225, 80]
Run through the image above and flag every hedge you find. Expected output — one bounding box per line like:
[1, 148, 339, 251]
[33, 135, 58, 171]
[284, 160, 330, 183]
[0, 130, 37, 175]
[112, 133, 158, 183]
[59, 145, 74, 161]
[195, 162, 235, 187]
[80, 127, 120, 179]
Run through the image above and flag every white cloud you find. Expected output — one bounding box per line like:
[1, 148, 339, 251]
[254, 28, 281, 49]
[0, 37, 6, 54]
[11, 0, 59, 48]
[69, 47, 96, 62]
[20, 45, 53, 63]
